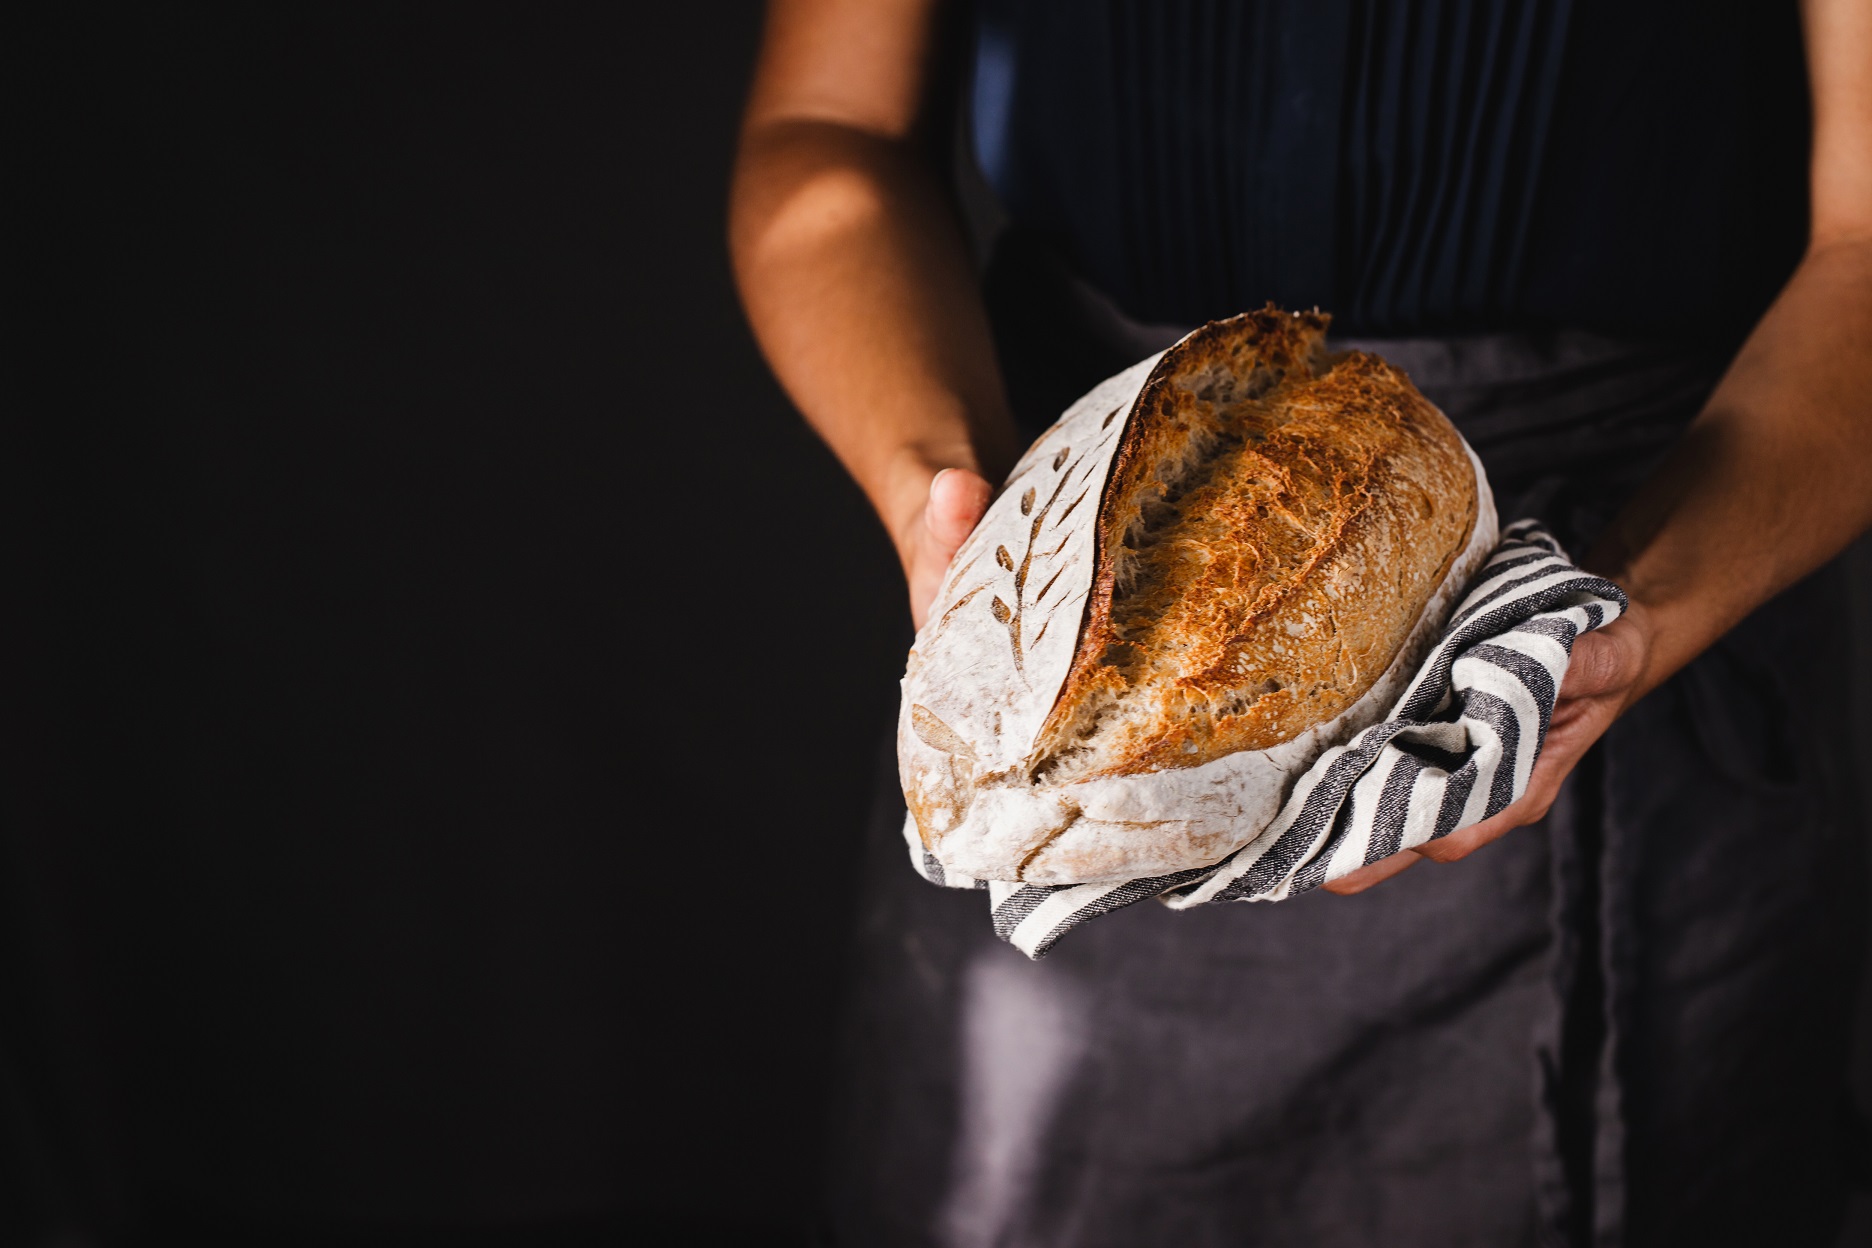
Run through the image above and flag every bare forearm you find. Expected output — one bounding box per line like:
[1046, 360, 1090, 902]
[730, 120, 1018, 551]
[1588, 238, 1872, 700]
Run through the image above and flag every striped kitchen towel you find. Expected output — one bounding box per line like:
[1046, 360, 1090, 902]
[905, 519, 1628, 958]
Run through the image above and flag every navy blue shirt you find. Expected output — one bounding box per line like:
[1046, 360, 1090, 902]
[971, 0, 1810, 342]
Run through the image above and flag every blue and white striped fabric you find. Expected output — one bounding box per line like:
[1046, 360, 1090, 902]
[906, 519, 1628, 958]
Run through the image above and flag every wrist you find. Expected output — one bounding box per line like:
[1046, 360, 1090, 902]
[1588, 552, 1732, 709]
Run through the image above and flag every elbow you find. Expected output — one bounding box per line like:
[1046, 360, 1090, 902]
[732, 158, 890, 292]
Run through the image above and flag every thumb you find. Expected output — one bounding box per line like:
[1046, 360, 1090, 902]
[925, 468, 992, 553]
[1558, 617, 1645, 701]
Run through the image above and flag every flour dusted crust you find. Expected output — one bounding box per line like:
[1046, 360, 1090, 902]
[899, 308, 1498, 885]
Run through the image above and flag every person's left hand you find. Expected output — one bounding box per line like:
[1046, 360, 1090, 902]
[1322, 602, 1654, 895]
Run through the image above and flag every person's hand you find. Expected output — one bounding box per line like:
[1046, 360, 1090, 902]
[1323, 602, 1655, 895]
[896, 467, 993, 630]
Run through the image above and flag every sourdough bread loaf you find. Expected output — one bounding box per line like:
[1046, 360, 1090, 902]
[899, 308, 1497, 885]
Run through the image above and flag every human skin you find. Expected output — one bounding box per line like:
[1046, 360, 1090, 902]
[729, 0, 1872, 892]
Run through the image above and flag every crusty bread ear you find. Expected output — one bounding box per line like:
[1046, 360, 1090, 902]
[898, 308, 1496, 886]
[1029, 308, 1479, 785]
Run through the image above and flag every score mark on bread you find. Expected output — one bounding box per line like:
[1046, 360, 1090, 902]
[1034, 309, 1477, 782]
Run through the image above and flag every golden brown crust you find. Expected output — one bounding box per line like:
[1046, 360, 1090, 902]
[1029, 307, 1478, 782]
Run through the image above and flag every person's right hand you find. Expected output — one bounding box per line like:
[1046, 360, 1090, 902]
[895, 467, 992, 630]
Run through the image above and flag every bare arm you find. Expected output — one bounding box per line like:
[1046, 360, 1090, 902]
[1330, 0, 1872, 892]
[733, 0, 1870, 893]
[730, 0, 1018, 626]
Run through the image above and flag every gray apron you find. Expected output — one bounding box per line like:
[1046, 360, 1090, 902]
[824, 237, 1865, 1247]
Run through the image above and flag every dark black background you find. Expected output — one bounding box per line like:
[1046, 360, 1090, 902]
[11, 6, 1872, 1248]
[11, 5, 901, 1244]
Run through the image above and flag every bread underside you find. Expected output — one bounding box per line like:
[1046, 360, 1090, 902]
[898, 308, 1492, 885]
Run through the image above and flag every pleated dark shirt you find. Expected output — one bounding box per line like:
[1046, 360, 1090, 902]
[971, 0, 1811, 341]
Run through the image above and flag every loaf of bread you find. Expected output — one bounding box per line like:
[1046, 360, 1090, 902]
[899, 308, 1497, 885]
